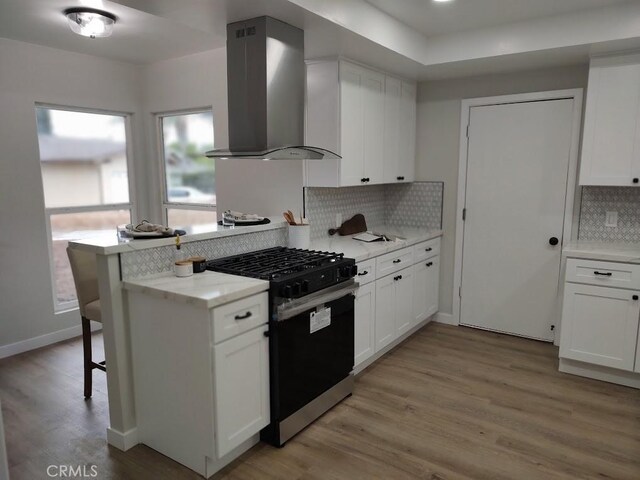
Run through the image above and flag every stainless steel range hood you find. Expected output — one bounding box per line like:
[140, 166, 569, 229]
[206, 16, 340, 160]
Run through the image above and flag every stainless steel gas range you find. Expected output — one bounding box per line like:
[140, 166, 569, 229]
[207, 247, 358, 446]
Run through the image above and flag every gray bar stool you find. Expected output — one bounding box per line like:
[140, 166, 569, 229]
[66, 247, 106, 398]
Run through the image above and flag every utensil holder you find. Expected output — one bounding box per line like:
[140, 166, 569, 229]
[288, 224, 310, 249]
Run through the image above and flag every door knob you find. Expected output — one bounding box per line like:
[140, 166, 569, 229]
[549, 237, 559, 246]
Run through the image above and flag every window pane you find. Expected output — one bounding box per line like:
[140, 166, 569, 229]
[167, 208, 217, 229]
[36, 108, 129, 208]
[162, 112, 215, 205]
[50, 210, 130, 305]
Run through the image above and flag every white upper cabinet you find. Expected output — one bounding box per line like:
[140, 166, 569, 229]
[397, 81, 417, 183]
[305, 59, 417, 187]
[579, 54, 640, 186]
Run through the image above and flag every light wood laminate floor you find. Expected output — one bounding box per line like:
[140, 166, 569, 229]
[1, 323, 639, 479]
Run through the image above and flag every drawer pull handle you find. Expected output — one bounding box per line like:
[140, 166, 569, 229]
[357, 270, 369, 276]
[425, 247, 432, 252]
[426, 262, 433, 267]
[397, 176, 405, 181]
[234, 311, 253, 320]
[393, 259, 402, 264]
[394, 275, 403, 281]
[593, 271, 612, 277]
[633, 295, 639, 301]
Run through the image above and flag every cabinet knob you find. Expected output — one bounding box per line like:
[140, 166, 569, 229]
[634, 178, 639, 184]
[361, 178, 367, 183]
[397, 176, 405, 181]
[633, 295, 639, 301]
[549, 237, 559, 246]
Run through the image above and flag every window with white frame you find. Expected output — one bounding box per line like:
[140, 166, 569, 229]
[36, 106, 133, 311]
[158, 110, 216, 227]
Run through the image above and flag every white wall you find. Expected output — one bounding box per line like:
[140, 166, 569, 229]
[0, 37, 145, 353]
[141, 48, 304, 222]
[415, 64, 589, 316]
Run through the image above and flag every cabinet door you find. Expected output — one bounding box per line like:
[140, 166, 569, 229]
[214, 325, 270, 457]
[397, 81, 416, 183]
[425, 256, 440, 321]
[413, 257, 439, 325]
[395, 267, 414, 336]
[339, 62, 365, 186]
[355, 282, 376, 367]
[362, 69, 385, 184]
[559, 283, 640, 371]
[375, 274, 397, 351]
[383, 76, 402, 183]
[580, 60, 640, 186]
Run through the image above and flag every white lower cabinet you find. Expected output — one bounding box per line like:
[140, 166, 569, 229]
[395, 267, 414, 336]
[413, 256, 439, 326]
[214, 325, 270, 457]
[560, 283, 640, 371]
[375, 266, 414, 351]
[355, 239, 441, 369]
[375, 272, 397, 351]
[355, 282, 376, 366]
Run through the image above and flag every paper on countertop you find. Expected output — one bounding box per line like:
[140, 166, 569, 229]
[353, 232, 386, 243]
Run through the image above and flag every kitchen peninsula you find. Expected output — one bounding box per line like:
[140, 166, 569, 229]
[68, 218, 442, 457]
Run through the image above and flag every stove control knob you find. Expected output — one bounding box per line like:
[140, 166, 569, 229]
[339, 266, 351, 278]
[301, 280, 310, 293]
[282, 285, 293, 298]
[350, 265, 358, 277]
[292, 282, 301, 296]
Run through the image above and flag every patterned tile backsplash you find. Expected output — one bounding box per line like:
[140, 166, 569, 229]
[578, 187, 640, 243]
[121, 228, 287, 280]
[304, 182, 443, 239]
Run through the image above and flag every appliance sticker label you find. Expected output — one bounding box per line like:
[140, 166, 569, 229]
[310, 307, 331, 334]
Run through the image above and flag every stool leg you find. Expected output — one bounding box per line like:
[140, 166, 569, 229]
[81, 316, 92, 399]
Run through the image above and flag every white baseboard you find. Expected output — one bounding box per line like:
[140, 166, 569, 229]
[435, 312, 457, 325]
[559, 358, 640, 389]
[0, 322, 102, 360]
[107, 427, 139, 451]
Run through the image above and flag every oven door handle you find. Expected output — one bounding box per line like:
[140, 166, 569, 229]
[276, 281, 358, 321]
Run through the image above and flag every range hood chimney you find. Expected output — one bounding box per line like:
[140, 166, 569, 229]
[206, 16, 339, 160]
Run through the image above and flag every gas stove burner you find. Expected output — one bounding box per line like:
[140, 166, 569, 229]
[206, 246, 357, 299]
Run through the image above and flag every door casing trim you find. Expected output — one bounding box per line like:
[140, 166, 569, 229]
[452, 89, 584, 343]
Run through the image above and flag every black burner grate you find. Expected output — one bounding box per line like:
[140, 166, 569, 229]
[206, 247, 345, 280]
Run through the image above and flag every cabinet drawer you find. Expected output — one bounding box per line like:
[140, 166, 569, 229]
[355, 259, 376, 285]
[413, 238, 440, 263]
[211, 292, 268, 344]
[565, 258, 640, 290]
[376, 247, 413, 278]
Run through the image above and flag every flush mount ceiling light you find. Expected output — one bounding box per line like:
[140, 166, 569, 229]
[64, 7, 116, 38]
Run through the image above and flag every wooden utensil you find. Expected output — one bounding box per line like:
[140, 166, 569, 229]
[283, 211, 295, 225]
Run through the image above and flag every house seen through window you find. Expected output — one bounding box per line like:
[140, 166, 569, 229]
[160, 110, 216, 227]
[36, 106, 132, 310]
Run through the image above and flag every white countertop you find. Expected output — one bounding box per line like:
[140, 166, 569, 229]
[122, 270, 269, 309]
[68, 217, 287, 255]
[310, 226, 443, 262]
[563, 242, 640, 264]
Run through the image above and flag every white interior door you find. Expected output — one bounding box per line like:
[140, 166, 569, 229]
[460, 99, 574, 341]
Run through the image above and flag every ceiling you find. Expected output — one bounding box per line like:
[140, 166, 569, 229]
[365, 0, 631, 38]
[0, 0, 639, 80]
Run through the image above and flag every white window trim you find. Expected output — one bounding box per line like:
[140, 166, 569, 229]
[156, 108, 216, 225]
[36, 103, 137, 312]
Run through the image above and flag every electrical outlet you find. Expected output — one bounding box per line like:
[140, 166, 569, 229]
[336, 213, 342, 227]
[605, 211, 618, 228]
